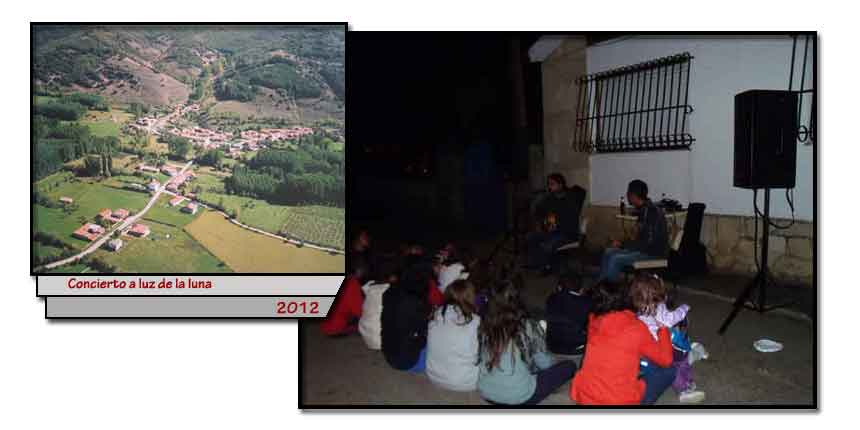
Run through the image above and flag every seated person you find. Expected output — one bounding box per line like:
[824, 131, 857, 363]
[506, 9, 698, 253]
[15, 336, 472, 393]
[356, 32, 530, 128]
[426, 279, 482, 391]
[350, 229, 375, 276]
[320, 254, 369, 336]
[598, 179, 669, 282]
[381, 255, 434, 372]
[526, 173, 583, 273]
[544, 275, 592, 355]
[477, 277, 577, 405]
[569, 279, 675, 405]
[358, 259, 399, 350]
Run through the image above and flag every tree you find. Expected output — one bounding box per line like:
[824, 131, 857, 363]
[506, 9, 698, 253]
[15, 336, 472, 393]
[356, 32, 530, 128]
[164, 134, 192, 160]
[83, 155, 103, 177]
[199, 149, 224, 168]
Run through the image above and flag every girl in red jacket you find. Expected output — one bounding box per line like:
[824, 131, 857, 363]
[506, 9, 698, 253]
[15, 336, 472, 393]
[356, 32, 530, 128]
[570, 279, 676, 405]
[320, 255, 369, 336]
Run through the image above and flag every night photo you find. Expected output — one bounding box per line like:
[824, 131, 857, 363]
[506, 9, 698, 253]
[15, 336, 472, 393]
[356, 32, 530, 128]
[296, 33, 814, 407]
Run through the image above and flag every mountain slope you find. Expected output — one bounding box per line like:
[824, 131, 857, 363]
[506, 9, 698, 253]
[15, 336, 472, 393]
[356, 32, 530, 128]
[32, 25, 344, 119]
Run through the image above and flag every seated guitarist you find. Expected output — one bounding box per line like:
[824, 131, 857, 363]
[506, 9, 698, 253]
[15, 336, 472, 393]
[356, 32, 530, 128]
[526, 173, 582, 274]
[597, 179, 669, 282]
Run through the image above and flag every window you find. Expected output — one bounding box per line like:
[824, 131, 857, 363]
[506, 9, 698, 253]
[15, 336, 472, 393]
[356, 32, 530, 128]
[789, 34, 815, 146]
[572, 52, 695, 153]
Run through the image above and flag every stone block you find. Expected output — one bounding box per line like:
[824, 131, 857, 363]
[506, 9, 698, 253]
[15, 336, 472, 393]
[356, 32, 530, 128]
[711, 253, 735, 271]
[731, 259, 757, 275]
[733, 237, 756, 259]
[787, 237, 813, 260]
[716, 216, 742, 253]
[771, 255, 813, 283]
[742, 216, 762, 239]
[767, 235, 786, 260]
[770, 220, 813, 238]
[700, 214, 718, 251]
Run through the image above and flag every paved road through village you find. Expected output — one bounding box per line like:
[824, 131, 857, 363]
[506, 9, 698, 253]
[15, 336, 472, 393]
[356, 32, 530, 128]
[37, 160, 194, 271]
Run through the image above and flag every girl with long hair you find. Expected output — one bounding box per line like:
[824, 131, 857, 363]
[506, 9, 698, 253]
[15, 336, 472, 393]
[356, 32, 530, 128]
[426, 279, 482, 391]
[477, 276, 577, 405]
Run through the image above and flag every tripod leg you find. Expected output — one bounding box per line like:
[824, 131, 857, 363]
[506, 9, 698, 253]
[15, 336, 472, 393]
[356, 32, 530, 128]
[718, 272, 761, 335]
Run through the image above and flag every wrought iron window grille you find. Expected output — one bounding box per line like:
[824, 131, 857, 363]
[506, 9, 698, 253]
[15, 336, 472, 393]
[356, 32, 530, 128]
[789, 34, 815, 146]
[572, 52, 695, 153]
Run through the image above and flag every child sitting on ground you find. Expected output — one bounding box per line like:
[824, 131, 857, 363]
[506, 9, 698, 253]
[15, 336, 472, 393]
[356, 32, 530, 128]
[631, 273, 705, 404]
[358, 258, 399, 350]
[381, 255, 434, 372]
[426, 279, 482, 391]
[478, 276, 577, 405]
[320, 255, 369, 336]
[544, 275, 592, 355]
[437, 247, 478, 293]
[570, 279, 675, 405]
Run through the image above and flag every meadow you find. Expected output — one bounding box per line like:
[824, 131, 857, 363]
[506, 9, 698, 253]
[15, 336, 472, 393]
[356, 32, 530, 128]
[33, 174, 150, 249]
[44, 263, 91, 274]
[79, 109, 133, 137]
[142, 194, 202, 228]
[196, 191, 345, 249]
[184, 211, 343, 273]
[93, 219, 231, 273]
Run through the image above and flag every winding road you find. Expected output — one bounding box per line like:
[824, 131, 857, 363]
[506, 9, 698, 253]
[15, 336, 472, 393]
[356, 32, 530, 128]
[36, 161, 194, 271]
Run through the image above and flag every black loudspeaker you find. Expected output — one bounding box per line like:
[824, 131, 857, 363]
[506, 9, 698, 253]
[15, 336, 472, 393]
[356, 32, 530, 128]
[733, 90, 798, 189]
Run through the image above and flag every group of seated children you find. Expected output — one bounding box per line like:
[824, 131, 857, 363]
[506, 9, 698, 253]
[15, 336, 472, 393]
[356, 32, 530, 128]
[570, 273, 706, 405]
[321, 230, 706, 405]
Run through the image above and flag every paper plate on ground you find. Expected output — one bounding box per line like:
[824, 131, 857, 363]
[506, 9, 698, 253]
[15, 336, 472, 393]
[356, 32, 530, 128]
[754, 339, 783, 353]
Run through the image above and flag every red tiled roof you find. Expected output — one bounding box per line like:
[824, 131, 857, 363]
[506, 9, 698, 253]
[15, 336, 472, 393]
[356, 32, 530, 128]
[130, 223, 150, 234]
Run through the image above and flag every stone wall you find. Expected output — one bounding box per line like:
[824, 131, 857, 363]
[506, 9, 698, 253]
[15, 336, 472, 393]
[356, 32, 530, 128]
[541, 37, 589, 196]
[582, 205, 813, 285]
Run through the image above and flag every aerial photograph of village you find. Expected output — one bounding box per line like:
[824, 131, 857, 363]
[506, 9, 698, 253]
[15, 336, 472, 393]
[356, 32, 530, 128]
[31, 24, 345, 273]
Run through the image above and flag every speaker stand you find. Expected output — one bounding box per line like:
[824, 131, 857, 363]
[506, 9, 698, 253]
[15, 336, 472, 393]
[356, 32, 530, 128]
[718, 188, 796, 334]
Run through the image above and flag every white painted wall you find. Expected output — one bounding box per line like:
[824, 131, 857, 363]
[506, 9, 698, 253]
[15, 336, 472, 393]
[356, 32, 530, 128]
[587, 36, 814, 220]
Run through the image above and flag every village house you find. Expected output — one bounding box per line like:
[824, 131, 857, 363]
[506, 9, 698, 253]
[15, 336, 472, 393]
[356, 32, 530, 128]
[148, 180, 161, 192]
[169, 195, 184, 206]
[137, 164, 159, 174]
[161, 165, 178, 176]
[98, 208, 130, 224]
[72, 223, 105, 242]
[181, 202, 198, 215]
[128, 223, 151, 238]
[105, 238, 123, 252]
[59, 196, 74, 204]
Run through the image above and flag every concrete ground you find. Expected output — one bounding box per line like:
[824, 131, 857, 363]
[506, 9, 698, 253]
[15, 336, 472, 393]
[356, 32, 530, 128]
[303, 223, 814, 407]
[301, 271, 815, 407]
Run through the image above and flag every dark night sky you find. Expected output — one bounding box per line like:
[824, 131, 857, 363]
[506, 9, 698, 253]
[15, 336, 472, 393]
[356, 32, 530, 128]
[348, 32, 542, 178]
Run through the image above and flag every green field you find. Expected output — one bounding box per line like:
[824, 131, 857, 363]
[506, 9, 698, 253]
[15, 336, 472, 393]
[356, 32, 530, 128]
[192, 169, 228, 193]
[80, 110, 133, 137]
[34, 95, 58, 104]
[142, 195, 202, 228]
[93, 219, 232, 273]
[185, 211, 343, 273]
[196, 191, 344, 249]
[33, 175, 151, 249]
[44, 263, 91, 274]
[329, 141, 344, 152]
[33, 241, 66, 261]
[282, 206, 345, 249]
